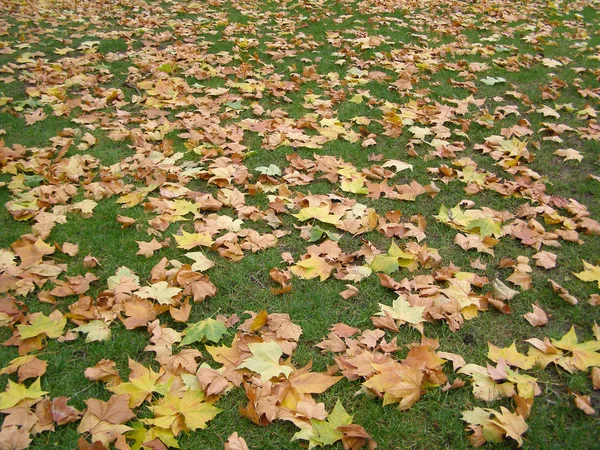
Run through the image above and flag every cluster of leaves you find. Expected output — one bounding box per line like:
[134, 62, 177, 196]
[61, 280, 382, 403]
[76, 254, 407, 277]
[0, 0, 600, 448]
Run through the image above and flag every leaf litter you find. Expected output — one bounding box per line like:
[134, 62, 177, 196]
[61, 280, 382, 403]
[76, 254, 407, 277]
[0, 0, 600, 448]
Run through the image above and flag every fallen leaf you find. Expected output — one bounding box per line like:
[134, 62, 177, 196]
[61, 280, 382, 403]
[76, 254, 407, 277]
[523, 304, 548, 327]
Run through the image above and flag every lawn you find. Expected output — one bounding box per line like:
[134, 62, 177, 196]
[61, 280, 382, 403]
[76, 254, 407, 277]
[0, 0, 599, 448]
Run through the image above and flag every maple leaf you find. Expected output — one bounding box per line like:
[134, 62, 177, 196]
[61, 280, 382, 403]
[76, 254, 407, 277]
[292, 399, 353, 449]
[465, 217, 502, 238]
[147, 389, 221, 436]
[370, 241, 416, 274]
[492, 279, 519, 301]
[0, 355, 47, 383]
[480, 76, 506, 86]
[573, 392, 595, 415]
[17, 311, 66, 341]
[174, 230, 214, 250]
[0, 378, 47, 410]
[136, 281, 182, 305]
[136, 239, 163, 258]
[307, 225, 341, 243]
[280, 363, 342, 410]
[109, 360, 170, 407]
[0, 426, 31, 450]
[523, 304, 548, 327]
[363, 363, 423, 409]
[574, 260, 600, 288]
[107, 266, 140, 290]
[553, 148, 583, 162]
[532, 251, 557, 269]
[238, 341, 293, 381]
[268, 313, 303, 341]
[196, 364, 230, 397]
[548, 279, 579, 305]
[84, 359, 121, 386]
[551, 327, 600, 371]
[376, 296, 426, 327]
[458, 364, 515, 402]
[339, 284, 359, 299]
[340, 176, 369, 195]
[225, 432, 249, 450]
[381, 159, 413, 173]
[290, 255, 334, 281]
[180, 318, 228, 346]
[462, 406, 528, 447]
[73, 320, 112, 342]
[183, 252, 214, 272]
[488, 342, 535, 370]
[592, 367, 600, 390]
[125, 421, 179, 450]
[255, 164, 281, 176]
[78, 394, 134, 447]
[292, 206, 343, 225]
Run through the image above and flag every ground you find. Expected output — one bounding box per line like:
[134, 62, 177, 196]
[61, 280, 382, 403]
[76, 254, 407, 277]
[0, 0, 599, 449]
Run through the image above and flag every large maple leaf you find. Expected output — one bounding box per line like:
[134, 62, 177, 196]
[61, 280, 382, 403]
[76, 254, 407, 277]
[362, 363, 423, 410]
[238, 341, 293, 381]
[147, 390, 221, 436]
[0, 378, 47, 410]
[180, 318, 228, 346]
[109, 359, 170, 407]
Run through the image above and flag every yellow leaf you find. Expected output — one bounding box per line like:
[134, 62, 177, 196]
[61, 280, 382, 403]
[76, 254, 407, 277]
[290, 255, 333, 281]
[488, 342, 535, 370]
[574, 260, 600, 288]
[363, 363, 423, 410]
[377, 296, 426, 326]
[109, 360, 170, 407]
[148, 390, 221, 435]
[292, 206, 342, 225]
[0, 378, 47, 409]
[174, 230, 214, 250]
[552, 327, 600, 371]
[17, 312, 66, 340]
[238, 341, 293, 381]
[136, 282, 182, 305]
[73, 320, 112, 343]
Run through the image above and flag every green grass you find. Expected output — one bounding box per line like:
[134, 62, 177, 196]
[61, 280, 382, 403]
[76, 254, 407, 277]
[1, 0, 600, 449]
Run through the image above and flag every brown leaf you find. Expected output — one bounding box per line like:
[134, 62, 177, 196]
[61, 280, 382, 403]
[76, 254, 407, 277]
[84, 359, 121, 386]
[169, 298, 192, 323]
[141, 439, 167, 450]
[116, 215, 136, 229]
[136, 239, 163, 258]
[338, 423, 377, 450]
[61, 243, 79, 257]
[24, 108, 47, 126]
[17, 356, 47, 382]
[51, 396, 81, 425]
[0, 426, 32, 450]
[224, 432, 250, 450]
[591, 367, 600, 390]
[548, 280, 578, 305]
[83, 254, 100, 269]
[523, 304, 548, 327]
[331, 323, 360, 338]
[339, 284, 359, 300]
[573, 392, 595, 415]
[532, 251, 557, 269]
[77, 437, 109, 450]
[86, 394, 134, 424]
[197, 366, 230, 397]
